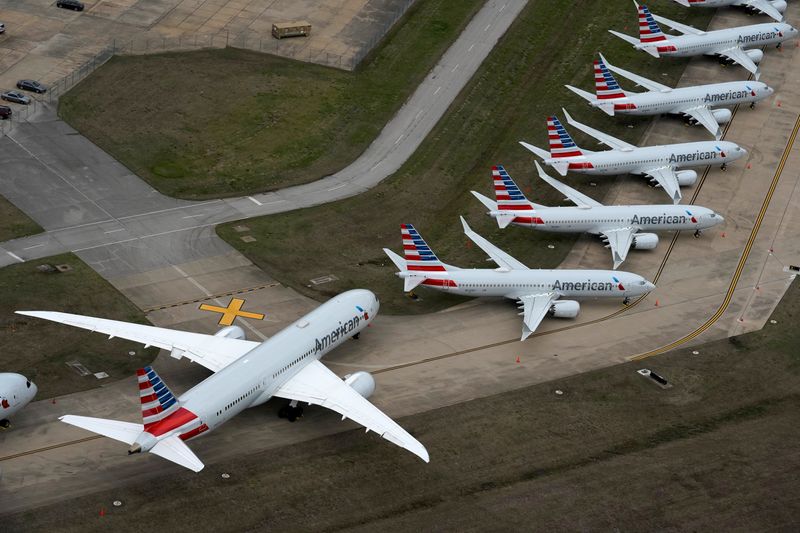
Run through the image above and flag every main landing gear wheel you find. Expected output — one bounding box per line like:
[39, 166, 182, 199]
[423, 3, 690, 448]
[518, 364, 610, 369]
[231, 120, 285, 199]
[278, 401, 304, 422]
[721, 163, 727, 171]
[623, 297, 630, 305]
[0, 419, 10, 429]
[352, 332, 360, 340]
[694, 230, 702, 238]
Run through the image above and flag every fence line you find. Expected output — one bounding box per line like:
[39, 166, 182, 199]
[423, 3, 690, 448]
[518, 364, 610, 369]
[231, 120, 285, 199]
[0, 0, 418, 135]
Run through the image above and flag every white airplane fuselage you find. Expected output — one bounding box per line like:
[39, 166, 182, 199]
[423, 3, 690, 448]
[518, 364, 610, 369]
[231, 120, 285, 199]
[489, 204, 723, 234]
[544, 140, 745, 176]
[605, 81, 773, 116]
[0, 373, 37, 425]
[405, 268, 653, 301]
[678, 0, 786, 11]
[648, 22, 796, 57]
[130, 290, 378, 453]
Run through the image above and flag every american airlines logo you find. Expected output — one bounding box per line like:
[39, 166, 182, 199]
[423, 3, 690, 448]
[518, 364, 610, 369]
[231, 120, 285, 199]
[553, 280, 616, 291]
[703, 89, 753, 103]
[669, 149, 719, 164]
[315, 315, 362, 352]
[737, 31, 777, 44]
[631, 214, 687, 225]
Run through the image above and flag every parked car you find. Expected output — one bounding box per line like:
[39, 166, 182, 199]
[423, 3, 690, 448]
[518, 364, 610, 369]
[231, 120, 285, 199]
[56, 0, 84, 11]
[0, 22, 6, 34]
[0, 105, 11, 119]
[1, 91, 31, 105]
[17, 80, 47, 94]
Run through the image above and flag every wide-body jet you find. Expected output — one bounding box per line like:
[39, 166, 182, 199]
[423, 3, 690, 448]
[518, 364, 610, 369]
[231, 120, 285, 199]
[0, 373, 37, 428]
[670, 0, 788, 22]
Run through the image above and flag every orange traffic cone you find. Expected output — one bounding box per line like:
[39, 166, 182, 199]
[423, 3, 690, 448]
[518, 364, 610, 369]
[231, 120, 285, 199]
[515, 356, 520, 364]
[655, 300, 660, 307]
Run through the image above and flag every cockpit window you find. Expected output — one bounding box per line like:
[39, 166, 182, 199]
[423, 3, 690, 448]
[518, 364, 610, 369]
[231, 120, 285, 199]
[709, 213, 716, 218]
[639, 280, 646, 285]
[26, 380, 31, 388]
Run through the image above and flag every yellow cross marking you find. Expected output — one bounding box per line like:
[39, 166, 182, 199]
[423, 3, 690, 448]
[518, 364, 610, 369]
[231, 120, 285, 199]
[199, 298, 265, 326]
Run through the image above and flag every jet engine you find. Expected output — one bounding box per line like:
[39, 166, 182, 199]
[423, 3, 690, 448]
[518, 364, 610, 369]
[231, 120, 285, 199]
[745, 49, 764, 64]
[549, 300, 580, 318]
[711, 108, 732, 124]
[772, 1, 787, 13]
[344, 371, 376, 399]
[213, 325, 246, 340]
[632, 232, 659, 250]
[676, 170, 698, 187]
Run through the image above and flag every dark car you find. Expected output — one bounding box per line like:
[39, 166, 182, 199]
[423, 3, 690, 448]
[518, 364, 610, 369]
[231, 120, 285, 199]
[16, 79, 47, 94]
[0, 105, 11, 119]
[56, 0, 84, 11]
[1, 91, 31, 105]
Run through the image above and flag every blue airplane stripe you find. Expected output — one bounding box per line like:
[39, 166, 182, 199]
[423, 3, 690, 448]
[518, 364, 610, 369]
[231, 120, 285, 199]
[160, 397, 177, 410]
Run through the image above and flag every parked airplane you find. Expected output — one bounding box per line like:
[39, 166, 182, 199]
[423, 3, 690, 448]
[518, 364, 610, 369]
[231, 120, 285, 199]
[565, 53, 774, 138]
[670, 0, 787, 23]
[0, 373, 37, 428]
[610, 2, 797, 79]
[471, 163, 725, 268]
[519, 109, 746, 203]
[18, 290, 428, 472]
[383, 221, 655, 340]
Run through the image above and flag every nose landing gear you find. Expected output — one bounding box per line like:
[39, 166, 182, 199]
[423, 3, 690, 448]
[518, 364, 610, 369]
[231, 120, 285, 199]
[694, 229, 702, 238]
[623, 297, 630, 305]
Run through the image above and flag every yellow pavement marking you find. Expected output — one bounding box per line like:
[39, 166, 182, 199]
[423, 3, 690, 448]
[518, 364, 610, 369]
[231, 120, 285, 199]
[199, 298, 265, 326]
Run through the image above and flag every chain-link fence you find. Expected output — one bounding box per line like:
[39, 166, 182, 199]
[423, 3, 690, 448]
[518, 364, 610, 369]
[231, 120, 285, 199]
[0, 0, 418, 135]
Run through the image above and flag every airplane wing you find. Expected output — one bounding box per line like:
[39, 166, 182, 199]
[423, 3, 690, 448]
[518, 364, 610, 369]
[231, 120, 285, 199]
[642, 166, 682, 204]
[16, 311, 260, 372]
[651, 13, 705, 35]
[601, 227, 638, 269]
[273, 360, 429, 462]
[679, 105, 722, 139]
[459, 217, 528, 271]
[715, 46, 760, 79]
[515, 293, 558, 341]
[535, 162, 602, 208]
[599, 53, 670, 92]
[562, 108, 636, 151]
[736, 0, 785, 22]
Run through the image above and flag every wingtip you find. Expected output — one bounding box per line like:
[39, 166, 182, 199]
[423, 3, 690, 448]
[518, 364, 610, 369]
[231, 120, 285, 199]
[459, 216, 471, 234]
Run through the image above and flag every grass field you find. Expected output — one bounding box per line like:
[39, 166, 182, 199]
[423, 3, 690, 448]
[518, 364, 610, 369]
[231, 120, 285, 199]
[0, 195, 42, 241]
[0, 254, 159, 398]
[217, 0, 713, 314]
[58, 0, 484, 200]
[6, 280, 798, 531]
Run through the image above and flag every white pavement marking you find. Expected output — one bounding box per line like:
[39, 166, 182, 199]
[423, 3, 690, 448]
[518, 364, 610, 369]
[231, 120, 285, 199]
[451, 64, 459, 72]
[182, 213, 206, 219]
[395, 135, 404, 144]
[484, 23, 491, 31]
[500, 3, 506, 11]
[260, 200, 286, 206]
[6, 251, 24, 263]
[248, 196, 263, 206]
[468, 44, 475, 52]
[434, 86, 442, 95]
[103, 228, 125, 234]
[23, 243, 44, 250]
[327, 183, 347, 191]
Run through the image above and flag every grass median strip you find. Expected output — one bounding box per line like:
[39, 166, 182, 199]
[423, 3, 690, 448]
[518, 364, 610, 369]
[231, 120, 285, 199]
[0, 253, 159, 398]
[59, 0, 484, 200]
[0, 195, 42, 241]
[217, 0, 713, 314]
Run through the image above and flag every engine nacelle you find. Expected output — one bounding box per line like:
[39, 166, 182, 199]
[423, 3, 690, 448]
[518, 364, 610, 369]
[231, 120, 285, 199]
[549, 300, 580, 318]
[711, 108, 732, 124]
[214, 325, 246, 340]
[632, 232, 659, 250]
[676, 170, 697, 187]
[772, 1, 787, 13]
[344, 371, 376, 399]
[745, 49, 764, 64]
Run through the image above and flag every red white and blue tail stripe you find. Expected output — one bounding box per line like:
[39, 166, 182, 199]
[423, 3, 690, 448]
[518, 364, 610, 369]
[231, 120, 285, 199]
[401, 224, 447, 272]
[493, 166, 534, 211]
[638, 4, 667, 42]
[138, 366, 180, 430]
[547, 116, 583, 158]
[594, 58, 626, 100]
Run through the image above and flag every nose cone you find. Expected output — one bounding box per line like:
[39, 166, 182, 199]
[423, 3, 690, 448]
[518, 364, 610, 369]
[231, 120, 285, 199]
[644, 281, 656, 292]
[725, 143, 747, 160]
[29, 380, 38, 401]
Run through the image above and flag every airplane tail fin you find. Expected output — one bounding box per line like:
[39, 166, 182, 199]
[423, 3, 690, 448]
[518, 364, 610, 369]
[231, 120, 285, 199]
[400, 224, 451, 272]
[594, 56, 627, 101]
[547, 115, 583, 158]
[137, 366, 181, 431]
[637, 3, 668, 44]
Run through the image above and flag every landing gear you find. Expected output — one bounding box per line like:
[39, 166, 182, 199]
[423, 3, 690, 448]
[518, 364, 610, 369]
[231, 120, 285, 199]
[777, 42, 782, 49]
[721, 163, 727, 171]
[750, 102, 756, 109]
[694, 229, 702, 238]
[623, 297, 630, 305]
[0, 419, 10, 429]
[278, 400, 304, 422]
[352, 332, 360, 340]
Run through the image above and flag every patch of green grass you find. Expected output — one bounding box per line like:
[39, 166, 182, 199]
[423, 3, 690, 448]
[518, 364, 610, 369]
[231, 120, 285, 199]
[218, 0, 714, 314]
[0, 195, 42, 241]
[6, 272, 799, 532]
[0, 254, 159, 398]
[58, 0, 485, 200]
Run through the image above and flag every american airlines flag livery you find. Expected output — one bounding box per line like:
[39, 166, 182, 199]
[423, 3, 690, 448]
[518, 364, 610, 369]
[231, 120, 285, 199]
[670, 0, 788, 23]
[383, 221, 655, 340]
[519, 108, 747, 203]
[471, 163, 724, 268]
[18, 291, 429, 472]
[610, 2, 797, 79]
[565, 54, 774, 139]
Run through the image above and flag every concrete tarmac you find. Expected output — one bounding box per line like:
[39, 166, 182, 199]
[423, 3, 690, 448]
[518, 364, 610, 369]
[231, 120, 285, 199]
[1, 2, 800, 517]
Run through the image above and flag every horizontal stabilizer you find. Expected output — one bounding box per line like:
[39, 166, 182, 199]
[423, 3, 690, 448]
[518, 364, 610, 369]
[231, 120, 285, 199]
[496, 212, 518, 229]
[60, 415, 143, 445]
[609, 29, 646, 49]
[518, 141, 550, 160]
[150, 434, 205, 472]
[404, 276, 425, 292]
[470, 191, 498, 212]
[597, 102, 616, 116]
[565, 84, 596, 105]
[383, 248, 407, 272]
